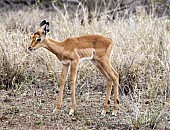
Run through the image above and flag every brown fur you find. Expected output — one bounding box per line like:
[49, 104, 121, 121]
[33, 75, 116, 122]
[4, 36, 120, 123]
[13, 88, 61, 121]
[29, 22, 119, 116]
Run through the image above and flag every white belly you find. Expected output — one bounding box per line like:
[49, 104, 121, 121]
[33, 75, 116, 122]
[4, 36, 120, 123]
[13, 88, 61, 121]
[79, 56, 93, 63]
[78, 48, 94, 63]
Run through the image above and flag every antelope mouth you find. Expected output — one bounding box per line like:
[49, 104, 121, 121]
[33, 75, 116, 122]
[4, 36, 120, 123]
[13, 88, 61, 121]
[28, 47, 35, 51]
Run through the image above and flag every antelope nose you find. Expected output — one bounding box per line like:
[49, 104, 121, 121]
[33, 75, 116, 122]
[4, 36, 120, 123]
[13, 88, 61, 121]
[28, 47, 32, 51]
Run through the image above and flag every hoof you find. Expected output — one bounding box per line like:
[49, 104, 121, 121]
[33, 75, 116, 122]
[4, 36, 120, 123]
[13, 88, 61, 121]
[52, 105, 61, 114]
[52, 108, 57, 114]
[69, 109, 74, 116]
[112, 109, 117, 116]
[101, 110, 106, 116]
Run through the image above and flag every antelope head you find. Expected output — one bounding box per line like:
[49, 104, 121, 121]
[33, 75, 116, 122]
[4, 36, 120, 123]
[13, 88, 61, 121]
[28, 20, 50, 51]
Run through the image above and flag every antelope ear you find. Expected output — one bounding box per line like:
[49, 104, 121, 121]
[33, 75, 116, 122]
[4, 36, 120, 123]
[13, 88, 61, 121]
[46, 22, 50, 33]
[40, 20, 46, 27]
[40, 20, 47, 32]
[39, 20, 50, 35]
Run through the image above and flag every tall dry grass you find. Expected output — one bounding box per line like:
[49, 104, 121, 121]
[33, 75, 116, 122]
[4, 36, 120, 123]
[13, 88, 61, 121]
[0, 7, 169, 129]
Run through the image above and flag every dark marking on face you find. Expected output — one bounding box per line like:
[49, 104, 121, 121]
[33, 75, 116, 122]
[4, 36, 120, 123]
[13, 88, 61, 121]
[34, 32, 37, 35]
[36, 38, 41, 42]
[34, 32, 40, 36]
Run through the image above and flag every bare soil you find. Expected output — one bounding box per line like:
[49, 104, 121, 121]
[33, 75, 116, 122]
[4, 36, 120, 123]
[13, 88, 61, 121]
[0, 83, 169, 130]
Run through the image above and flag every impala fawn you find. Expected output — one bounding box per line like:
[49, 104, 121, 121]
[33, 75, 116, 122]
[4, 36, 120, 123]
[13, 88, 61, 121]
[28, 20, 119, 116]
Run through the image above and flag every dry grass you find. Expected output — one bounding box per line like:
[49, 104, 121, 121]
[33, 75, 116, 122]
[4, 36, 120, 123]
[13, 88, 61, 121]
[0, 7, 170, 130]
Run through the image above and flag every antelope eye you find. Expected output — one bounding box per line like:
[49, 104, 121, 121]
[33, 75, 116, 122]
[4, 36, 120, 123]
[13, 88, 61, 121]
[36, 38, 41, 42]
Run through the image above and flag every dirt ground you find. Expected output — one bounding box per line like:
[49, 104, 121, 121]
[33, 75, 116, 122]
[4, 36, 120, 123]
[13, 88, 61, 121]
[0, 82, 169, 130]
[0, 86, 127, 130]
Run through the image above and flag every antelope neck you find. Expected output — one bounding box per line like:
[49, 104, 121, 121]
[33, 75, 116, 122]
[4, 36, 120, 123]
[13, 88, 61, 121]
[44, 37, 64, 56]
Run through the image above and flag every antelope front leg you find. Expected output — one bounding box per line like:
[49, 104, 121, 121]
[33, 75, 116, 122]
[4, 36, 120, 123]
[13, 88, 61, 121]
[69, 60, 78, 116]
[53, 64, 69, 113]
